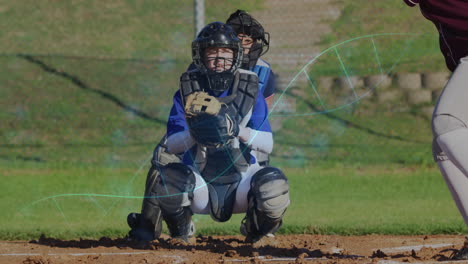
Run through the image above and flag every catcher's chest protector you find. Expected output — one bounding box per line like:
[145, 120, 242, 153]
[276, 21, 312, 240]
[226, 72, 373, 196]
[180, 69, 259, 222]
[180, 69, 258, 120]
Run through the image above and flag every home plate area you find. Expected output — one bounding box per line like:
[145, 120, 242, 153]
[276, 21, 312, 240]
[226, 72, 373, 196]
[1, 234, 467, 264]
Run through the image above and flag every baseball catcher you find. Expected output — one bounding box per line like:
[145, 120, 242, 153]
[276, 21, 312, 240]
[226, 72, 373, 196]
[148, 22, 289, 244]
[127, 11, 278, 242]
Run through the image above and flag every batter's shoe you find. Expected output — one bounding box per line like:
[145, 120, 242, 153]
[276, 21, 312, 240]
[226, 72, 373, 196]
[452, 237, 468, 260]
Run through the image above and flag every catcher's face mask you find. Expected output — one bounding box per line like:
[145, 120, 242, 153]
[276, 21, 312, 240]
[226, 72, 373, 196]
[237, 34, 254, 55]
[204, 47, 235, 73]
[226, 10, 270, 69]
[191, 22, 242, 94]
[192, 22, 242, 74]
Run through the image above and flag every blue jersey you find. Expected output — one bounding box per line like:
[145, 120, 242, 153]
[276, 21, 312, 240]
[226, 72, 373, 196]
[166, 75, 272, 165]
[167, 88, 271, 138]
[252, 58, 276, 99]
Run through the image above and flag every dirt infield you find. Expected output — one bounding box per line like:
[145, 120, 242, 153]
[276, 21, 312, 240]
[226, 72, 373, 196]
[1, 234, 468, 264]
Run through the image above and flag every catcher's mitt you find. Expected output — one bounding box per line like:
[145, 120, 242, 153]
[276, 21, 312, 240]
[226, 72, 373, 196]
[184, 92, 239, 148]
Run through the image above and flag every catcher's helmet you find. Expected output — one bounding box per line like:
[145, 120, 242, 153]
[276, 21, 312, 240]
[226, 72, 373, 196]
[226, 10, 270, 69]
[192, 22, 243, 94]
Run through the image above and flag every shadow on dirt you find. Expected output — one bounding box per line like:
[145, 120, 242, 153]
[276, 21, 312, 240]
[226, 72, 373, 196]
[31, 234, 460, 262]
[32, 234, 366, 260]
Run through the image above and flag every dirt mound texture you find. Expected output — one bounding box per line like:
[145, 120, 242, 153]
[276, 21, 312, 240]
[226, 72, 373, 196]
[1, 235, 466, 264]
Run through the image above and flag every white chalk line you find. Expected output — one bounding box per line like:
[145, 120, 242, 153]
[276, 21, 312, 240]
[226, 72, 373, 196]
[2, 252, 155, 257]
[377, 243, 454, 253]
[375, 243, 467, 264]
[226, 243, 460, 263]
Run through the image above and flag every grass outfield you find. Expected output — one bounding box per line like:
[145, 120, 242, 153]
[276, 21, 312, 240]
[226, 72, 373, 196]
[2, 1, 467, 240]
[2, 100, 468, 239]
[2, 55, 466, 239]
[316, 0, 446, 76]
[1, 163, 466, 240]
[0, 0, 263, 58]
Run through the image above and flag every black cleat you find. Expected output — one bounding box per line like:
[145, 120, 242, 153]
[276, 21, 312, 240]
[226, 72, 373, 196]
[240, 218, 274, 245]
[128, 227, 156, 242]
[127, 212, 162, 242]
[452, 247, 468, 260]
[452, 238, 468, 260]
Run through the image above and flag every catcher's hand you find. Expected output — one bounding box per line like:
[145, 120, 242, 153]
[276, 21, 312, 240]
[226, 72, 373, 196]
[184, 92, 239, 148]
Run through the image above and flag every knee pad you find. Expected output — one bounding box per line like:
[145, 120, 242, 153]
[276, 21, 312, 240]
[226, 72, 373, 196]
[250, 167, 290, 219]
[432, 114, 466, 138]
[155, 163, 196, 214]
[243, 167, 289, 239]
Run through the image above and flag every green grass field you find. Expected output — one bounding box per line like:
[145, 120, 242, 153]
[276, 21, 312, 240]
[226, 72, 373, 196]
[2, 163, 466, 240]
[316, 0, 446, 76]
[1, 1, 467, 240]
[3, 91, 467, 239]
[0, 0, 263, 59]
